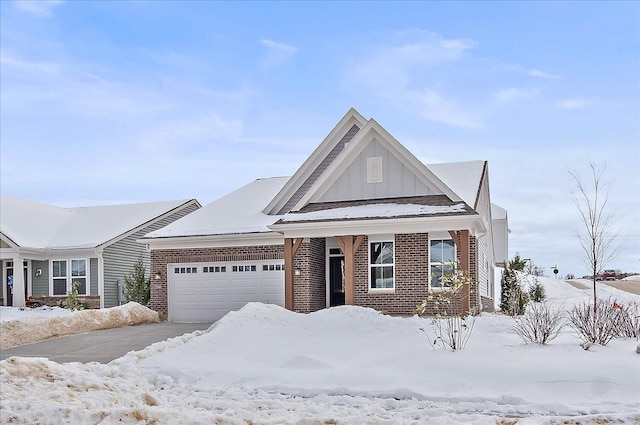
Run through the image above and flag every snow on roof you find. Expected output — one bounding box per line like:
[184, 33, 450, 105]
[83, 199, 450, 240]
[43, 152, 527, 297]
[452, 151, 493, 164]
[427, 160, 485, 208]
[143, 177, 290, 239]
[280, 203, 468, 223]
[0, 196, 192, 250]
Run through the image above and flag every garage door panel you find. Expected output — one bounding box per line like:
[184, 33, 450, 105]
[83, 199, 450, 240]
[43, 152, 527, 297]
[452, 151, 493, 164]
[168, 261, 285, 322]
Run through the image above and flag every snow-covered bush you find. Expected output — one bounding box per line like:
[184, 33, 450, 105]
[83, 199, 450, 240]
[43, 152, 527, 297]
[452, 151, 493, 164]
[513, 302, 565, 344]
[568, 298, 626, 346]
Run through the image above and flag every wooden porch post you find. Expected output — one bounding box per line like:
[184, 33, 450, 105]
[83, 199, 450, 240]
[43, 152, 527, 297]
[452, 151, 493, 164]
[335, 235, 365, 306]
[449, 230, 471, 315]
[284, 237, 303, 311]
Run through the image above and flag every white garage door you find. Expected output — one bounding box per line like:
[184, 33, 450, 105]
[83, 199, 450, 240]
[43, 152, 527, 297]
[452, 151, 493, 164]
[168, 261, 285, 322]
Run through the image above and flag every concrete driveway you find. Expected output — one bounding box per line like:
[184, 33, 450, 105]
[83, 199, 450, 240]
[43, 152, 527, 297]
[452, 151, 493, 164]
[0, 322, 212, 364]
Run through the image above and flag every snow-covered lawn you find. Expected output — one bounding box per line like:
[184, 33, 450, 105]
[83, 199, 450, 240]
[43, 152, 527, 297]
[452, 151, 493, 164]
[1, 277, 639, 424]
[0, 302, 159, 350]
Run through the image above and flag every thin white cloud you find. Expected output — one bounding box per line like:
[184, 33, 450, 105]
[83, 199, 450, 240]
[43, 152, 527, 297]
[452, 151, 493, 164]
[259, 39, 297, 68]
[12, 0, 63, 17]
[260, 39, 297, 54]
[557, 98, 590, 110]
[350, 31, 481, 129]
[494, 88, 538, 102]
[527, 69, 561, 79]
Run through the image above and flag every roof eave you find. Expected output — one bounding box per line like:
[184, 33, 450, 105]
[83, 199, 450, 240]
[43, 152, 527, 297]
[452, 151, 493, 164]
[268, 213, 486, 239]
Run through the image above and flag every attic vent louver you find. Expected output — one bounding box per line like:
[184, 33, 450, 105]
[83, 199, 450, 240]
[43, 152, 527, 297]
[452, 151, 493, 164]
[367, 157, 383, 183]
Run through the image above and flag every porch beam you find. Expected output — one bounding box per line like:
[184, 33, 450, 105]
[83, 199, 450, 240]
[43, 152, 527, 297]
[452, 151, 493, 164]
[334, 235, 365, 306]
[343, 235, 355, 305]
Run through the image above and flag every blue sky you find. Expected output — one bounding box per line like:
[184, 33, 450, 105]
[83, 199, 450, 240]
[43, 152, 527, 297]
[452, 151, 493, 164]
[1, 1, 639, 277]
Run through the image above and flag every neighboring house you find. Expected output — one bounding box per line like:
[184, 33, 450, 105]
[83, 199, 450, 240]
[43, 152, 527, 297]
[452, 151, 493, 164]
[491, 204, 510, 267]
[0, 197, 201, 308]
[141, 108, 509, 322]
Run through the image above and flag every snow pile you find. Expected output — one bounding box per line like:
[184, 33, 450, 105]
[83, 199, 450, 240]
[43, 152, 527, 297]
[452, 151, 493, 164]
[0, 302, 159, 350]
[623, 275, 640, 281]
[0, 305, 71, 323]
[1, 277, 639, 424]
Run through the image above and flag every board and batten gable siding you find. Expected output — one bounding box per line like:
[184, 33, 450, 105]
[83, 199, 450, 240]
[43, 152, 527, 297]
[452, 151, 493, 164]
[32, 260, 49, 296]
[319, 137, 434, 203]
[102, 202, 200, 307]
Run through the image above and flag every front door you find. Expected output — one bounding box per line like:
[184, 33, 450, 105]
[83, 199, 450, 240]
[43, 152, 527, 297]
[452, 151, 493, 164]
[329, 256, 345, 307]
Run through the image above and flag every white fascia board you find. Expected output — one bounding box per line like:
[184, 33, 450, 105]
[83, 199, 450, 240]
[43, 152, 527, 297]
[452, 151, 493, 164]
[263, 109, 367, 215]
[0, 247, 99, 261]
[269, 214, 486, 239]
[140, 232, 284, 250]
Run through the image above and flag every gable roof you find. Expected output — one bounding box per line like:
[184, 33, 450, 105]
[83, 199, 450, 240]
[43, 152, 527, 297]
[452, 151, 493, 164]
[0, 196, 198, 250]
[143, 177, 289, 239]
[264, 108, 367, 215]
[267, 109, 464, 217]
[290, 117, 461, 211]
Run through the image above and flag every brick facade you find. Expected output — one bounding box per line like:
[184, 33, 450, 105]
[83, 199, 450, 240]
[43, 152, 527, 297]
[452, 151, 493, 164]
[293, 238, 326, 313]
[150, 233, 490, 320]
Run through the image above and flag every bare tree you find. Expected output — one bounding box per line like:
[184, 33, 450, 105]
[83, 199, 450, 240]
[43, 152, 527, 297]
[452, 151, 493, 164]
[569, 163, 620, 311]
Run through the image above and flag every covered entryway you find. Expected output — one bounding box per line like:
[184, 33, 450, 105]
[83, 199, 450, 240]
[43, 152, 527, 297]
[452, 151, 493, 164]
[167, 261, 285, 322]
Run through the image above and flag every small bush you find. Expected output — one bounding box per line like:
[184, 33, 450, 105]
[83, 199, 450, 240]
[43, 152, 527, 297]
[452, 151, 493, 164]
[568, 298, 627, 346]
[616, 301, 640, 339]
[513, 302, 565, 344]
[528, 280, 546, 302]
[416, 262, 476, 350]
[125, 257, 151, 305]
[500, 266, 529, 316]
[61, 281, 86, 310]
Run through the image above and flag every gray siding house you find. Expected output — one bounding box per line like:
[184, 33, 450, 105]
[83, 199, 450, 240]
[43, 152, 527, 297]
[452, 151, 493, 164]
[0, 197, 201, 308]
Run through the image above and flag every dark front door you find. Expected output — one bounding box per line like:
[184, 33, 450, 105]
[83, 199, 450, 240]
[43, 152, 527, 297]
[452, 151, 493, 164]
[329, 256, 345, 307]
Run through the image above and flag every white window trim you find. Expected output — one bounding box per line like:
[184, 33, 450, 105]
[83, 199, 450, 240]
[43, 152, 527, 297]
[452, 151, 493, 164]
[50, 258, 89, 296]
[429, 238, 457, 292]
[368, 234, 395, 292]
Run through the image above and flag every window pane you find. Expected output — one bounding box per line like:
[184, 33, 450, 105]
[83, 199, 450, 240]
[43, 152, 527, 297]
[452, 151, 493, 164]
[53, 278, 67, 295]
[430, 240, 444, 263]
[370, 266, 394, 289]
[71, 260, 86, 277]
[371, 241, 393, 264]
[53, 260, 67, 278]
[370, 267, 383, 288]
[74, 278, 87, 295]
[442, 240, 455, 262]
[431, 265, 444, 287]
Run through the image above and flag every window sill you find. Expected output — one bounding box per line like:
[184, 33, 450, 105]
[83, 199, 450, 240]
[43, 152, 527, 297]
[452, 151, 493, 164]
[368, 288, 395, 294]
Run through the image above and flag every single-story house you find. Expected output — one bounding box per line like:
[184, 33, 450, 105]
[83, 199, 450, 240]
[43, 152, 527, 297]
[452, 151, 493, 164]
[141, 108, 509, 322]
[0, 197, 201, 308]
